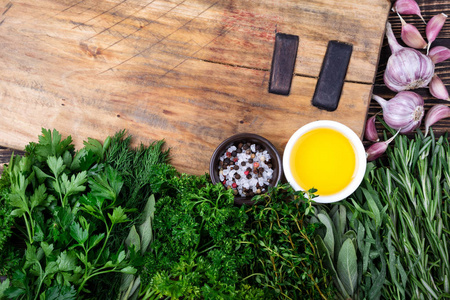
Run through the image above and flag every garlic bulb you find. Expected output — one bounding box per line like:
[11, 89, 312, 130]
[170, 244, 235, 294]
[372, 91, 424, 133]
[384, 22, 435, 92]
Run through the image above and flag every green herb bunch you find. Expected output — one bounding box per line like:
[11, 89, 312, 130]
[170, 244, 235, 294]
[312, 199, 386, 300]
[359, 130, 450, 299]
[323, 128, 450, 300]
[139, 165, 263, 299]
[242, 185, 336, 300]
[1, 129, 139, 299]
[89, 131, 170, 297]
[0, 184, 14, 252]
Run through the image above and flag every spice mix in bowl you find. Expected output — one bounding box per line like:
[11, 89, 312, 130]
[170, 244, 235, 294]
[210, 133, 282, 205]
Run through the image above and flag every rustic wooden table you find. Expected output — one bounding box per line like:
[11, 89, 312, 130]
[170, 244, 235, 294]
[372, 0, 450, 139]
[1, 0, 449, 172]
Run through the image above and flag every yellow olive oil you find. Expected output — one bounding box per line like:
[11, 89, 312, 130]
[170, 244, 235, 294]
[290, 128, 356, 195]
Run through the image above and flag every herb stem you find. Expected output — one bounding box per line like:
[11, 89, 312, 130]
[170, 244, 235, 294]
[23, 215, 33, 244]
[241, 272, 265, 281]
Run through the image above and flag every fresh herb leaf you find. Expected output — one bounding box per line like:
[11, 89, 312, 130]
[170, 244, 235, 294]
[70, 222, 89, 245]
[337, 238, 358, 296]
[34, 129, 74, 161]
[45, 285, 77, 300]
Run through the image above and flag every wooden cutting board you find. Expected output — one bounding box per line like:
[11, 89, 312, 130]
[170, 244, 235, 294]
[0, 0, 391, 175]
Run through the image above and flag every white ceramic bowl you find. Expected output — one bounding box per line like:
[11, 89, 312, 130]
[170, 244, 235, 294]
[283, 120, 366, 203]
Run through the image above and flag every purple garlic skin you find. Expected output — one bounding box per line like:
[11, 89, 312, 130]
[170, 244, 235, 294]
[366, 142, 388, 161]
[429, 46, 450, 64]
[425, 104, 450, 136]
[366, 129, 400, 161]
[372, 91, 425, 134]
[429, 74, 450, 101]
[392, 0, 425, 23]
[400, 15, 427, 49]
[384, 48, 435, 92]
[426, 13, 448, 47]
[383, 22, 435, 92]
[364, 115, 380, 142]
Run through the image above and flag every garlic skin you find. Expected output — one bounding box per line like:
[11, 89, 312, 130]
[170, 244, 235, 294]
[392, 0, 425, 23]
[426, 13, 448, 51]
[424, 104, 450, 136]
[429, 46, 450, 64]
[366, 142, 389, 162]
[400, 15, 427, 49]
[372, 91, 424, 133]
[429, 74, 450, 101]
[364, 114, 380, 142]
[384, 22, 435, 92]
[366, 130, 400, 161]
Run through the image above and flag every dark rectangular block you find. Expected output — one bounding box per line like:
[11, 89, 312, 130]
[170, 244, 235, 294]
[268, 33, 299, 96]
[312, 40, 353, 111]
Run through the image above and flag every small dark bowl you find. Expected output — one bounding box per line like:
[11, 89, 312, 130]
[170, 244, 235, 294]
[209, 133, 283, 205]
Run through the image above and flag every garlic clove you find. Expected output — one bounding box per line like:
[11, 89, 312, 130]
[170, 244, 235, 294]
[428, 46, 450, 64]
[426, 13, 448, 51]
[366, 130, 401, 161]
[424, 104, 450, 136]
[399, 15, 427, 49]
[366, 142, 388, 161]
[429, 74, 450, 101]
[392, 0, 426, 23]
[364, 114, 380, 142]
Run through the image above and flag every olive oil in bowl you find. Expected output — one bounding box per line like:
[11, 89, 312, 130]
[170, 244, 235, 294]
[289, 128, 356, 196]
[283, 121, 366, 203]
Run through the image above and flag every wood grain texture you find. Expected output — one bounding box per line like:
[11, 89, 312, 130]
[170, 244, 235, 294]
[370, 0, 450, 141]
[0, 0, 391, 175]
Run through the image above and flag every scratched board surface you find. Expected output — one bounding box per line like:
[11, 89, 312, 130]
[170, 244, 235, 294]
[0, 0, 390, 175]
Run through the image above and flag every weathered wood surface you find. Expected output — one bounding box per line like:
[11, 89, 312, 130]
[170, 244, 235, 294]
[371, 0, 450, 140]
[0, 0, 391, 175]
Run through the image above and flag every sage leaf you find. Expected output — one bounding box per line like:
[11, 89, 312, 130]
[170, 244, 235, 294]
[317, 212, 335, 259]
[128, 276, 141, 300]
[337, 238, 358, 296]
[119, 274, 135, 294]
[125, 225, 141, 253]
[141, 194, 156, 222]
[139, 195, 155, 254]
